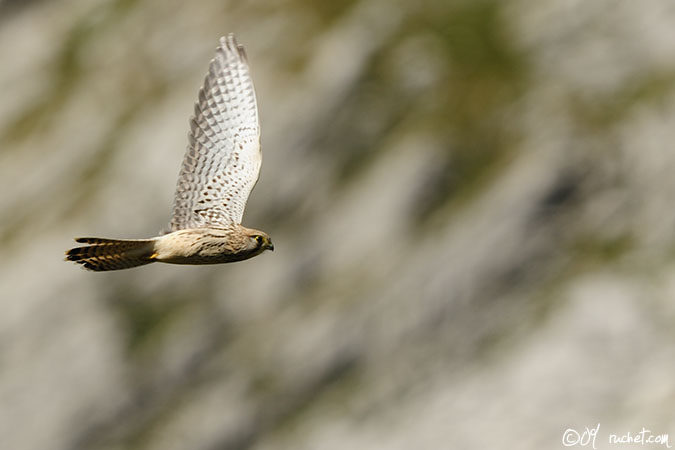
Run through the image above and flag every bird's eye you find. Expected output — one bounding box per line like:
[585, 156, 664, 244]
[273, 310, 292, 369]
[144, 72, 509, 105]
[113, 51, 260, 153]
[255, 235, 264, 245]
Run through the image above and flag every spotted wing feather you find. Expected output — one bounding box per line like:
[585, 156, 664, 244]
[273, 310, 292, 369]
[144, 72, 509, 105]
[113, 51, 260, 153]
[169, 34, 261, 231]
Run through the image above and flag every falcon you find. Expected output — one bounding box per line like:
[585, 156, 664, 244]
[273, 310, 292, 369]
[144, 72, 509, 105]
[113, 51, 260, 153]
[66, 34, 274, 271]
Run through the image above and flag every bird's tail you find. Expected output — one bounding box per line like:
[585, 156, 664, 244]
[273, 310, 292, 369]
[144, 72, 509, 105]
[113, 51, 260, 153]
[65, 237, 157, 272]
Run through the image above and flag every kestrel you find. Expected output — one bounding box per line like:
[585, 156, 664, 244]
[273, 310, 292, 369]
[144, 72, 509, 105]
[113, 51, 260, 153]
[66, 34, 273, 271]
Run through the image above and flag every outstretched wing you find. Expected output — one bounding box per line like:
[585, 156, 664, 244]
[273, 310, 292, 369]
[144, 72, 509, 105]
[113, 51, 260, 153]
[169, 34, 261, 231]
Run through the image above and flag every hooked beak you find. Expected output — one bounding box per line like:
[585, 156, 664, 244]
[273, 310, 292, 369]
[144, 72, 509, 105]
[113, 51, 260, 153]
[267, 241, 274, 252]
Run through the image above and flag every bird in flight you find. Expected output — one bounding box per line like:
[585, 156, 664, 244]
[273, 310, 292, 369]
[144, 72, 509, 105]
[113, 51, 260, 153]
[66, 34, 274, 271]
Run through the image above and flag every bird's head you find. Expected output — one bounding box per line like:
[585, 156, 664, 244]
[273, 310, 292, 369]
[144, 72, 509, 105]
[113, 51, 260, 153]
[242, 228, 274, 254]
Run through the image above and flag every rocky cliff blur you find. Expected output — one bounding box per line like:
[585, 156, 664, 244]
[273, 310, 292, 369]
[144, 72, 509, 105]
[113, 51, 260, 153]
[2, 0, 675, 449]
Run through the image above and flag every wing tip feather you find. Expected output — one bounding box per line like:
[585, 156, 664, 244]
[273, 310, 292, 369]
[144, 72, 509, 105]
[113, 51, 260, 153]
[218, 34, 247, 63]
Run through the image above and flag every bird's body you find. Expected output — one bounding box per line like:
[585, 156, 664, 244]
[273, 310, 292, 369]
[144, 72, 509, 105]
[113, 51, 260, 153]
[154, 226, 272, 265]
[66, 35, 274, 272]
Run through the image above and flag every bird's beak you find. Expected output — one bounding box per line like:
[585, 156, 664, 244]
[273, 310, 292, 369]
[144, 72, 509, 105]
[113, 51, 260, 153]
[268, 242, 274, 252]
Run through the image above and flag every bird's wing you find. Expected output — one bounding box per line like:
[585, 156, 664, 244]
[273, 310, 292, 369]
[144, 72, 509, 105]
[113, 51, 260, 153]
[169, 34, 261, 231]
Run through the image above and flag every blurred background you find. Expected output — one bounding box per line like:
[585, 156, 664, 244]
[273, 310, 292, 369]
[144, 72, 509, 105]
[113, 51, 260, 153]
[2, 0, 675, 449]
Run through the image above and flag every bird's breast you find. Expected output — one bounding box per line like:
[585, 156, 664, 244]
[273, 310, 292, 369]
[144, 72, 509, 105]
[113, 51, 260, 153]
[153, 229, 251, 265]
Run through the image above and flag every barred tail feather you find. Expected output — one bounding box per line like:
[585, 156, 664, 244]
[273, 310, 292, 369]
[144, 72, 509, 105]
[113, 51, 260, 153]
[66, 237, 157, 272]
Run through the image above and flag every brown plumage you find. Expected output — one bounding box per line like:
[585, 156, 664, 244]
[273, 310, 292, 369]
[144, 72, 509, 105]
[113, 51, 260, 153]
[65, 35, 275, 272]
[66, 227, 273, 272]
[65, 238, 156, 271]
